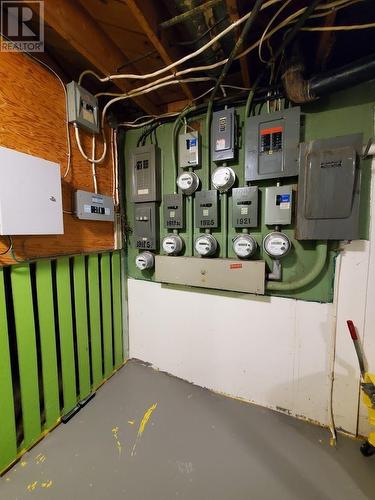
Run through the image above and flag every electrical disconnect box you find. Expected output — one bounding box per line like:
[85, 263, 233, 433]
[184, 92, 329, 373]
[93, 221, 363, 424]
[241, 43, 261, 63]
[212, 108, 236, 162]
[74, 190, 114, 221]
[265, 185, 293, 225]
[130, 144, 161, 202]
[296, 133, 362, 240]
[163, 193, 184, 229]
[0, 146, 63, 235]
[195, 190, 219, 229]
[178, 131, 200, 168]
[134, 202, 159, 250]
[245, 107, 300, 181]
[232, 187, 258, 228]
[67, 81, 99, 134]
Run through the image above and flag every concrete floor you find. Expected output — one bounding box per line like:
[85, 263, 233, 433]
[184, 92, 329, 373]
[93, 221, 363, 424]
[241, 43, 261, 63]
[1, 360, 374, 500]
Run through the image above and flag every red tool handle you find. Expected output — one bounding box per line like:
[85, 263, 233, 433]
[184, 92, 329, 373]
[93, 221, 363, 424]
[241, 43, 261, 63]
[347, 320, 358, 340]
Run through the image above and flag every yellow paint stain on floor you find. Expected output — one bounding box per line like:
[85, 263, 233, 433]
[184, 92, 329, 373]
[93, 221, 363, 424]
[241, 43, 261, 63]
[128, 420, 135, 425]
[112, 426, 123, 456]
[131, 403, 158, 457]
[41, 480, 53, 489]
[35, 454, 46, 464]
[27, 481, 38, 492]
[20, 461, 27, 467]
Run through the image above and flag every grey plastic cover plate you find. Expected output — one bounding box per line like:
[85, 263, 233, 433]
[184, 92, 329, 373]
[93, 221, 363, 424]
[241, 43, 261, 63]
[296, 133, 363, 240]
[163, 193, 184, 229]
[195, 190, 219, 229]
[67, 81, 99, 134]
[245, 107, 300, 181]
[232, 187, 258, 228]
[264, 185, 293, 226]
[178, 131, 200, 168]
[211, 108, 235, 162]
[155, 256, 265, 294]
[130, 144, 161, 203]
[134, 202, 159, 250]
[74, 190, 114, 222]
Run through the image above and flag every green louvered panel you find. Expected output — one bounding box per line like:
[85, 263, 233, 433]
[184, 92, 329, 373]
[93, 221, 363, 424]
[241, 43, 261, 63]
[0, 269, 17, 472]
[87, 254, 103, 389]
[111, 252, 123, 369]
[101, 253, 113, 379]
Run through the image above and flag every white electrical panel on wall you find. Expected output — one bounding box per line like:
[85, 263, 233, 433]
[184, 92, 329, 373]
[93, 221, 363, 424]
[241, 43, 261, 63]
[0, 146, 64, 235]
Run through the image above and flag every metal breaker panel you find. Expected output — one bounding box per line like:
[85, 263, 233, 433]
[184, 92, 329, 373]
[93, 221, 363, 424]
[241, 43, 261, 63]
[178, 131, 200, 168]
[212, 108, 236, 162]
[74, 190, 114, 222]
[130, 144, 161, 203]
[264, 185, 293, 226]
[67, 81, 99, 134]
[163, 193, 184, 229]
[134, 202, 159, 250]
[195, 190, 219, 229]
[245, 107, 300, 181]
[232, 187, 258, 228]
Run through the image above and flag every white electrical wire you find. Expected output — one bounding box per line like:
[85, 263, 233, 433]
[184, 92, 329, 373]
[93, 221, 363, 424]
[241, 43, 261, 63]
[74, 124, 107, 164]
[301, 22, 375, 31]
[258, 0, 294, 63]
[91, 133, 98, 193]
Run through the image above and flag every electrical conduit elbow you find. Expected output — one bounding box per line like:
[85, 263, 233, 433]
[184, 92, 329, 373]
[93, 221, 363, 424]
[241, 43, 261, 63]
[266, 241, 328, 291]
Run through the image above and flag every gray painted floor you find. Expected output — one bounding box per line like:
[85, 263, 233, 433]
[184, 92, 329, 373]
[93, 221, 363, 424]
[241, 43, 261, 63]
[1, 360, 374, 500]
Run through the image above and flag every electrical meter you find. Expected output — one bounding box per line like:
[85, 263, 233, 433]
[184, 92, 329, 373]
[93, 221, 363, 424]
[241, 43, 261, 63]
[135, 251, 155, 270]
[233, 234, 257, 259]
[263, 232, 291, 258]
[177, 171, 199, 195]
[162, 234, 184, 255]
[195, 234, 217, 257]
[211, 166, 236, 192]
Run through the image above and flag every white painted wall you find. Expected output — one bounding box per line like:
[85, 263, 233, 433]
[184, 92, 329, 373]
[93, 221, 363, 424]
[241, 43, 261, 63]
[128, 158, 375, 436]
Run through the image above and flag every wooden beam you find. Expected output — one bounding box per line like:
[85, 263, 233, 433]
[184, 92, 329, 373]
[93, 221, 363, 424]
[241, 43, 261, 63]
[226, 0, 251, 88]
[124, 0, 194, 101]
[27, 0, 159, 115]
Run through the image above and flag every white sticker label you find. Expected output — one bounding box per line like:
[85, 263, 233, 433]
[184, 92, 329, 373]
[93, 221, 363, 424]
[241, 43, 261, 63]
[216, 139, 226, 151]
[280, 202, 290, 210]
[84, 204, 91, 213]
[105, 208, 110, 215]
[240, 207, 248, 215]
[203, 209, 209, 217]
[169, 211, 175, 218]
[138, 188, 149, 195]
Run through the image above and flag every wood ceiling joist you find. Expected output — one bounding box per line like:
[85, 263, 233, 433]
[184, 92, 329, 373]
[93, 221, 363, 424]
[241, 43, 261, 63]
[124, 0, 194, 101]
[226, 0, 251, 88]
[27, 0, 159, 115]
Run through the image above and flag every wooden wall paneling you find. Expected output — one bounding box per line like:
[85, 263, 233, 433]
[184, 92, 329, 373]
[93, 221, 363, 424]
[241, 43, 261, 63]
[0, 49, 115, 264]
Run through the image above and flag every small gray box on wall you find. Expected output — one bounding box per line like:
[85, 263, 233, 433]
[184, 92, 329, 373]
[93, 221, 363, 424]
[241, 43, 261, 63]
[195, 190, 218, 229]
[232, 187, 258, 228]
[264, 185, 293, 226]
[74, 190, 114, 221]
[211, 108, 235, 162]
[130, 144, 161, 203]
[134, 202, 159, 250]
[178, 131, 200, 168]
[163, 193, 184, 229]
[67, 81, 99, 134]
[245, 107, 300, 181]
[296, 133, 363, 240]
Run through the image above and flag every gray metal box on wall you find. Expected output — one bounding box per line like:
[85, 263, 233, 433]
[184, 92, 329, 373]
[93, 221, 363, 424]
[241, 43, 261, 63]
[195, 190, 218, 229]
[245, 107, 300, 181]
[130, 144, 161, 202]
[211, 108, 235, 162]
[163, 193, 184, 229]
[134, 202, 159, 250]
[178, 131, 200, 168]
[67, 81, 99, 134]
[74, 190, 114, 221]
[296, 133, 363, 240]
[264, 185, 293, 225]
[232, 187, 258, 228]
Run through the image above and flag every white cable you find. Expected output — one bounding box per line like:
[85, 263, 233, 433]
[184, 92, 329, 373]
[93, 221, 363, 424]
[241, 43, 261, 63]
[258, 0, 294, 63]
[91, 133, 98, 193]
[74, 124, 107, 164]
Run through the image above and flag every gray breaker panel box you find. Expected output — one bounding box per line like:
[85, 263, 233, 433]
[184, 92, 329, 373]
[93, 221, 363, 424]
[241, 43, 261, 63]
[195, 190, 219, 229]
[178, 131, 200, 168]
[296, 133, 363, 240]
[264, 185, 293, 226]
[74, 190, 114, 221]
[67, 81, 99, 134]
[212, 108, 235, 162]
[163, 193, 184, 229]
[245, 107, 300, 181]
[134, 202, 159, 250]
[232, 187, 258, 228]
[130, 144, 161, 203]
[155, 256, 265, 294]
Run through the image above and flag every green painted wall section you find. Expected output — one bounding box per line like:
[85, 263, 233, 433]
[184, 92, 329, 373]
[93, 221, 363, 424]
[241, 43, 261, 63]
[124, 83, 374, 303]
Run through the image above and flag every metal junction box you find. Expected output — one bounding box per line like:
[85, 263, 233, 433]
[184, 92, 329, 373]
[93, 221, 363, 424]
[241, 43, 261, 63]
[130, 144, 161, 203]
[134, 202, 159, 250]
[178, 131, 200, 168]
[232, 187, 258, 228]
[212, 108, 236, 162]
[264, 185, 293, 226]
[155, 256, 265, 294]
[0, 146, 63, 235]
[74, 190, 114, 221]
[163, 193, 184, 229]
[195, 190, 218, 229]
[245, 107, 300, 181]
[296, 133, 363, 240]
[67, 81, 99, 134]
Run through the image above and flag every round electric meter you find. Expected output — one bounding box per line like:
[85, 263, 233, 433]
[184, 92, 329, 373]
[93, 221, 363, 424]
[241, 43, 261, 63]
[211, 166, 236, 192]
[176, 171, 199, 195]
[263, 232, 291, 259]
[195, 234, 217, 257]
[162, 234, 184, 255]
[233, 234, 257, 259]
[135, 251, 155, 271]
